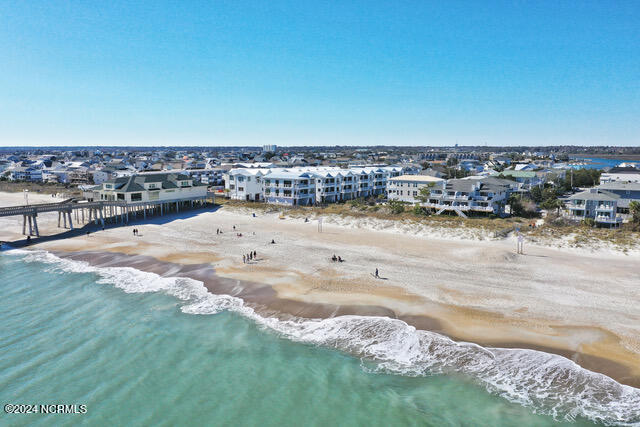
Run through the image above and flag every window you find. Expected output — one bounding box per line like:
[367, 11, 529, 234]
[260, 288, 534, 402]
[117, 193, 125, 200]
[131, 193, 142, 201]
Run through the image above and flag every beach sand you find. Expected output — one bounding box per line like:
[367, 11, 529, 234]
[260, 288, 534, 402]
[2, 191, 640, 386]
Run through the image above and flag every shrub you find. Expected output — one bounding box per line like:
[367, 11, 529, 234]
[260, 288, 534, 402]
[581, 218, 595, 227]
[388, 200, 406, 215]
[412, 205, 429, 216]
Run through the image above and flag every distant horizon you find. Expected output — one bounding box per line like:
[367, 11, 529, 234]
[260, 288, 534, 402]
[1, 1, 638, 147]
[1, 144, 639, 151]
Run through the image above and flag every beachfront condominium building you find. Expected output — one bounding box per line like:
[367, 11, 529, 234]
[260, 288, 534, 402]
[415, 177, 512, 217]
[89, 173, 208, 204]
[263, 171, 316, 205]
[224, 165, 417, 206]
[387, 175, 445, 203]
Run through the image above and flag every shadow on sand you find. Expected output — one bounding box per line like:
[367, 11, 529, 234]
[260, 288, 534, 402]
[1, 204, 221, 250]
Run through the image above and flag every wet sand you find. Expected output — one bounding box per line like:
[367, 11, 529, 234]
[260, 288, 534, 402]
[52, 250, 640, 387]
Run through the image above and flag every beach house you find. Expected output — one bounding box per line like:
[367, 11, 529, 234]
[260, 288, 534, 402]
[565, 188, 623, 227]
[419, 177, 511, 217]
[594, 182, 640, 216]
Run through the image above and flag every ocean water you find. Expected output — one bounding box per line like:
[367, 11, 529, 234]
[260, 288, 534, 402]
[1, 250, 639, 426]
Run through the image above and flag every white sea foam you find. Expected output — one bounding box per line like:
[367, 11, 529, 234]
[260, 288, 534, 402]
[7, 248, 640, 426]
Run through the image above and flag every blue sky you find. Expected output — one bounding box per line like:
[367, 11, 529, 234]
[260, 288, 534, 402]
[1, 1, 638, 147]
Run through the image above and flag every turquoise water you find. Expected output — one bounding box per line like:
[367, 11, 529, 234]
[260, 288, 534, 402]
[1, 251, 638, 426]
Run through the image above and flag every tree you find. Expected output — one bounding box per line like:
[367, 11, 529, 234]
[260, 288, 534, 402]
[388, 200, 406, 214]
[530, 186, 543, 203]
[416, 184, 434, 204]
[540, 197, 563, 214]
[508, 194, 539, 218]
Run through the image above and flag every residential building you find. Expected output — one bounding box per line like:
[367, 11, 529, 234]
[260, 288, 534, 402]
[224, 165, 417, 205]
[225, 168, 269, 201]
[6, 166, 43, 182]
[498, 170, 546, 190]
[595, 181, 640, 215]
[387, 175, 445, 203]
[263, 171, 316, 205]
[565, 188, 623, 227]
[419, 177, 511, 217]
[600, 166, 640, 183]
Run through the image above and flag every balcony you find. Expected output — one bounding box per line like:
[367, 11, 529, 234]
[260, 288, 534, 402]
[595, 205, 615, 212]
[595, 215, 623, 224]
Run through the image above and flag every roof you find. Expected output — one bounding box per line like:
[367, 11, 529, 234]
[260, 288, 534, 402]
[264, 171, 313, 179]
[389, 175, 444, 183]
[500, 170, 537, 178]
[607, 166, 640, 173]
[568, 189, 620, 202]
[103, 172, 203, 192]
[597, 182, 640, 191]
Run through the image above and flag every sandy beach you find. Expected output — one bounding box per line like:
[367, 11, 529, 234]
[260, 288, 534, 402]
[2, 191, 640, 386]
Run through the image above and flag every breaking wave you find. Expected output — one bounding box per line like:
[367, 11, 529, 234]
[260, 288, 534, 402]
[6, 248, 640, 425]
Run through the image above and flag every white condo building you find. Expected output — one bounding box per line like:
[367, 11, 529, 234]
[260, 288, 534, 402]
[224, 165, 416, 205]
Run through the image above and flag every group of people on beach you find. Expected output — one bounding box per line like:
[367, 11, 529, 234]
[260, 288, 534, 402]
[216, 228, 224, 235]
[331, 254, 344, 263]
[242, 250, 258, 264]
[132, 228, 140, 236]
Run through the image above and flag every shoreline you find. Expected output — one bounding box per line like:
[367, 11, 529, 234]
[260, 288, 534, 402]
[2, 191, 640, 391]
[36, 248, 640, 388]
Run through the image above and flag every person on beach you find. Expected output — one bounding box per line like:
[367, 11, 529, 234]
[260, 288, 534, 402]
[233, 225, 236, 231]
[253, 250, 257, 258]
[133, 229, 136, 237]
[242, 255, 246, 264]
[332, 254, 337, 262]
[375, 268, 379, 278]
[271, 239, 275, 244]
[338, 256, 343, 262]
